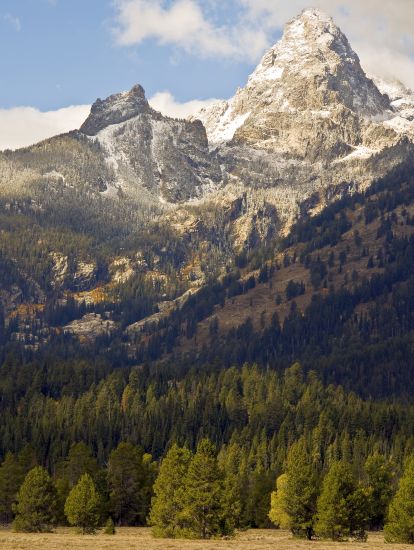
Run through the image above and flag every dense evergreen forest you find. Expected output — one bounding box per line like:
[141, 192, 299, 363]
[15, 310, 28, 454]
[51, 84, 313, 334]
[1, 362, 414, 532]
[2, 364, 414, 541]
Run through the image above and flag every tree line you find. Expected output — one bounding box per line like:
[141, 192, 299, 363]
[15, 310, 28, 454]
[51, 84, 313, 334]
[4, 436, 414, 543]
[1, 363, 414, 536]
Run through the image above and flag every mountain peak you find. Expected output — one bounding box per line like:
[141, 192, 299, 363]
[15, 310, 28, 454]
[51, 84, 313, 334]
[248, 7, 356, 86]
[244, 8, 389, 117]
[80, 84, 152, 136]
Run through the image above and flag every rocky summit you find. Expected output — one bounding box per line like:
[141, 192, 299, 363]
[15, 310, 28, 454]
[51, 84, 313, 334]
[193, 8, 414, 235]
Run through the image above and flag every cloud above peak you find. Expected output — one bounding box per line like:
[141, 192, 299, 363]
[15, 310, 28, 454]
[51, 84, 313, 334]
[112, 0, 268, 62]
[1, 13, 21, 32]
[112, 0, 414, 88]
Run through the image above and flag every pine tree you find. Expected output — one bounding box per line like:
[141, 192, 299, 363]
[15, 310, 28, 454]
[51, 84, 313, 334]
[64, 473, 101, 534]
[269, 474, 291, 529]
[364, 453, 394, 529]
[217, 442, 246, 530]
[13, 466, 57, 532]
[17, 445, 37, 475]
[0, 446, 37, 524]
[181, 439, 226, 539]
[55, 477, 71, 525]
[0, 453, 24, 524]
[284, 437, 318, 539]
[108, 442, 151, 526]
[64, 443, 98, 487]
[315, 461, 367, 541]
[221, 469, 243, 534]
[149, 443, 192, 538]
[385, 456, 414, 543]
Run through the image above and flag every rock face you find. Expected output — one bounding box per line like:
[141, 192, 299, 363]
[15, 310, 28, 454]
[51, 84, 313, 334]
[80, 86, 222, 204]
[63, 313, 116, 340]
[190, 9, 414, 236]
[80, 85, 152, 136]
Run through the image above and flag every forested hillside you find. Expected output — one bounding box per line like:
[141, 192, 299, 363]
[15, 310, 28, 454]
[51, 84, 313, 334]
[2, 362, 414, 533]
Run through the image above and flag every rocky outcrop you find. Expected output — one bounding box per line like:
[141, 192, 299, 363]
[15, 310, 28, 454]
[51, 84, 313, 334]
[80, 85, 152, 136]
[73, 261, 97, 291]
[80, 85, 222, 204]
[50, 252, 68, 288]
[63, 313, 116, 340]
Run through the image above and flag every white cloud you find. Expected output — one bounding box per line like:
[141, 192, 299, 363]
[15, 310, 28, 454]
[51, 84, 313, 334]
[2, 13, 21, 32]
[113, 0, 268, 61]
[149, 91, 217, 118]
[0, 105, 90, 151]
[113, 0, 414, 88]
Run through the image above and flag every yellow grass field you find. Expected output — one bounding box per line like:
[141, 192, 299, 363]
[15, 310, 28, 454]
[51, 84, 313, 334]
[0, 528, 412, 550]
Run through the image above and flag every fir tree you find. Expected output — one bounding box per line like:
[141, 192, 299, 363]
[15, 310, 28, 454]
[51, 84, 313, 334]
[364, 453, 394, 529]
[64, 473, 101, 534]
[64, 443, 98, 487]
[181, 439, 226, 539]
[284, 437, 318, 539]
[385, 456, 414, 543]
[17, 445, 37, 475]
[104, 517, 116, 535]
[149, 443, 192, 538]
[55, 477, 71, 526]
[13, 467, 57, 532]
[108, 442, 154, 526]
[0, 446, 37, 524]
[221, 468, 243, 534]
[315, 461, 367, 541]
[0, 453, 24, 524]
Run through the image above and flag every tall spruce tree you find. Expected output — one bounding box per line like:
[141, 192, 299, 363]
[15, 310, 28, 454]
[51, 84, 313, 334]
[315, 461, 367, 541]
[0, 453, 24, 524]
[0, 446, 37, 524]
[284, 437, 318, 539]
[385, 456, 414, 543]
[181, 439, 226, 539]
[13, 467, 57, 532]
[64, 473, 101, 534]
[108, 442, 155, 526]
[149, 444, 192, 538]
[364, 453, 394, 529]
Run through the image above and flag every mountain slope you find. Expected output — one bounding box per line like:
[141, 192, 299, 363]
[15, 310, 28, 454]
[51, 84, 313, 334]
[1, 9, 414, 390]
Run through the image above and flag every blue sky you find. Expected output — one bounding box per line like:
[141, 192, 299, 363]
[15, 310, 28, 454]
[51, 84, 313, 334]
[0, 0, 413, 150]
[0, 0, 261, 111]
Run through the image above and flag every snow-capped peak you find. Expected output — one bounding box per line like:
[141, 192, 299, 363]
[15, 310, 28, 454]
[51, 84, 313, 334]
[248, 8, 366, 97]
[194, 8, 392, 148]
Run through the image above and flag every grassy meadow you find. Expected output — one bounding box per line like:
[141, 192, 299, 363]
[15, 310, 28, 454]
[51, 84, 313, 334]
[0, 528, 412, 550]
